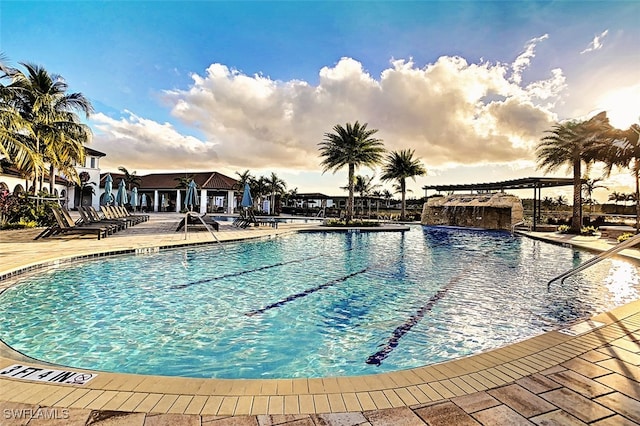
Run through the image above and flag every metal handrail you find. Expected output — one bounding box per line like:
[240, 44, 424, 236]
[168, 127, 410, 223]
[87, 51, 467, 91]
[548, 232, 640, 287]
[183, 211, 225, 250]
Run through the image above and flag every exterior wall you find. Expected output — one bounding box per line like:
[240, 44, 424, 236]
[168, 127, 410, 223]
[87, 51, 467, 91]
[421, 193, 524, 231]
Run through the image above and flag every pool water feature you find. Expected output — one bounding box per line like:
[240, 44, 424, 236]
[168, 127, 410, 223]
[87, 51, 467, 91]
[0, 226, 638, 379]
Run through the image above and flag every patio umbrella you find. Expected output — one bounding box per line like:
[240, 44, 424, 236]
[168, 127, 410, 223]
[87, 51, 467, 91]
[103, 173, 113, 205]
[241, 183, 253, 208]
[130, 187, 139, 212]
[115, 179, 128, 207]
[184, 179, 197, 211]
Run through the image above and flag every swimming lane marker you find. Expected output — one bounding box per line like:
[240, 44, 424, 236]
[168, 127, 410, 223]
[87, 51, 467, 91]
[245, 268, 368, 316]
[0, 364, 97, 385]
[365, 261, 477, 366]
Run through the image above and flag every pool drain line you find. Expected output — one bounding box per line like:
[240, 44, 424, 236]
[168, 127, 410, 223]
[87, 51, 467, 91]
[365, 259, 479, 366]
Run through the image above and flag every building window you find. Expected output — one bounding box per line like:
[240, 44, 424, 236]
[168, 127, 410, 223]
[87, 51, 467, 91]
[90, 157, 96, 168]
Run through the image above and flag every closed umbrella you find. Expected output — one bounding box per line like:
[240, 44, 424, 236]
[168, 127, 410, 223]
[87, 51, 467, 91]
[115, 179, 128, 207]
[184, 180, 197, 211]
[130, 187, 139, 211]
[103, 173, 113, 205]
[241, 183, 253, 208]
[140, 193, 148, 211]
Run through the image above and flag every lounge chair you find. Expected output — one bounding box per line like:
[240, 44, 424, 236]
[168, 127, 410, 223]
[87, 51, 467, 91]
[35, 205, 109, 240]
[176, 212, 219, 232]
[78, 206, 125, 232]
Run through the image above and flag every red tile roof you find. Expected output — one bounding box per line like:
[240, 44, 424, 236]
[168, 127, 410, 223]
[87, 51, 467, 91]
[100, 171, 239, 191]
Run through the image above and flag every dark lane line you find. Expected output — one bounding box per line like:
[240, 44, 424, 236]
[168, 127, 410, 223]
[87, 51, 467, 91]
[365, 261, 478, 366]
[170, 254, 323, 289]
[245, 268, 369, 316]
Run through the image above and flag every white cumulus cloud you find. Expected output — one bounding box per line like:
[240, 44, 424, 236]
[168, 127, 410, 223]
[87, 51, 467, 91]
[91, 38, 566, 177]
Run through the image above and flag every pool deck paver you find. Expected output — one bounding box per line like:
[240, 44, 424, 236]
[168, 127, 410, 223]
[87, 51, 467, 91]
[0, 214, 639, 425]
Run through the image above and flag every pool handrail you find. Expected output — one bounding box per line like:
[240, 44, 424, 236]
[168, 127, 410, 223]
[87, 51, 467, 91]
[183, 211, 225, 250]
[547, 232, 640, 287]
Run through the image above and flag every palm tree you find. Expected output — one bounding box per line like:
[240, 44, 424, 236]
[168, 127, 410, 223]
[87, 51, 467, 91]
[601, 123, 640, 231]
[174, 174, 194, 189]
[380, 149, 427, 220]
[118, 166, 142, 190]
[319, 121, 385, 223]
[2, 63, 93, 194]
[581, 178, 608, 217]
[554, 195, 568, 209]
[536, 112, 613, 231]
[235, 169, 253, 190]
[0, 61, 40, 182]
[266, 172, 286, 215]
[541, 196, 555, 211]
[382, 189, 393, 208]
[608, 191, 624, 214]
[251, 176, 269, 212]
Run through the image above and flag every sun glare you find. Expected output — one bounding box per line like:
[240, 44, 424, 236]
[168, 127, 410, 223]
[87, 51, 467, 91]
[595, 85, 640, 129]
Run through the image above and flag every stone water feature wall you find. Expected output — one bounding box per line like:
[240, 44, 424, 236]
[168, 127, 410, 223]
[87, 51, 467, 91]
[421, 193, 524, 231]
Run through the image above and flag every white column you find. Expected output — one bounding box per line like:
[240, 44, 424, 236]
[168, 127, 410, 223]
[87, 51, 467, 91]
[200, 189, 207, 214]
[227, 190, 234, 214]
[176, 190, 181, 213]
[153, 190, 159, 212]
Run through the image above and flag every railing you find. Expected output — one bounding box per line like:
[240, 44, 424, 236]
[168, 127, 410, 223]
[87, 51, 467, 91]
[183, 212, 224, 248]
[548, 232, 640, 287]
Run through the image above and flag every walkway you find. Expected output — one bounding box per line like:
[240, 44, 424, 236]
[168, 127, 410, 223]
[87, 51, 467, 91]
[0, 215, 638, 425]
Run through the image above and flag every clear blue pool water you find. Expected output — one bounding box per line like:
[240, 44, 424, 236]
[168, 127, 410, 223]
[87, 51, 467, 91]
[0, 226, 638, 379]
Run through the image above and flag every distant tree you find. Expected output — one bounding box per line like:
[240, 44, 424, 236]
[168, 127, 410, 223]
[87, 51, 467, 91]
[581, 178, 608, 216]
[319, 121, 385, 222]
[541, 196, 555, 211]
[118, 166, 141, 190]
[380, 149, 427, 220]
[266, 172, 286, 214]
[382, 189, 393, 207]
[174, 174, 194, 189]
[554, 195, 568, 209]
[235, 169, 253, 190]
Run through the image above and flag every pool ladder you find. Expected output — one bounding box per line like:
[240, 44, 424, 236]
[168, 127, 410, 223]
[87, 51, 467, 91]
[183, 212, 225, 250]
[547, 232, 640, 287]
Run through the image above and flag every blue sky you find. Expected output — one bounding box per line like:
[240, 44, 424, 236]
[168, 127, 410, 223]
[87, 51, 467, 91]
[1, 1, 639, 200]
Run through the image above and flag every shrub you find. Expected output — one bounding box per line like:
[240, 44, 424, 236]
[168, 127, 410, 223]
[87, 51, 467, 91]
[557, 225, 570, 233]
[324, 219, 380, 227]
[617, 232, 635, 243]
[580, 226, 597, 236]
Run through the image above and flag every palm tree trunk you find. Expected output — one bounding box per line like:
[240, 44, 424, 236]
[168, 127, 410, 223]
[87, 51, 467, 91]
[49, 164, 55, 194]
[347, 164, 355, 223]
[635, 164, 639, 233]
[400, 179, 406, 220]
[572, 159, 582, 231]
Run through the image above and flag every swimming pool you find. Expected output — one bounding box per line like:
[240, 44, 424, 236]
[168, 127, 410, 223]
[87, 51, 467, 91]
[0, 226, 638, 379]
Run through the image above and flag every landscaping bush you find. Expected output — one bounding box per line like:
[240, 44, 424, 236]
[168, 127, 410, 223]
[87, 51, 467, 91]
[557, 224, 570, 233]
[0, 191, 56, 228]
[617, 232, 635, 243]
[580, 226, 598, 236]
[324, 219, 380, 227]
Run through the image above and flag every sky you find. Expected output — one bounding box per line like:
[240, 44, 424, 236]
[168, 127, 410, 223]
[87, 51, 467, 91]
[1, 0, 639, 202]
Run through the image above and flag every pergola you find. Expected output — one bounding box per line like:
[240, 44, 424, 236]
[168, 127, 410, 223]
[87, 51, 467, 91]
[423, 177, 579, 231]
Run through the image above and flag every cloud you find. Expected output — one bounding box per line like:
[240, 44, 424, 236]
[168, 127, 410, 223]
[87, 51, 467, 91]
[511, 34, 549, 84]
[165, 51, 561, 170]
[93, 38, 566, 177]
[90, 111, 220, 172]
[581, 29, 609, 54]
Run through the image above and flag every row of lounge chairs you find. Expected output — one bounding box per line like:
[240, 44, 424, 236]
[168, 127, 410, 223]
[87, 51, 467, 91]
[35, 205, 149, 240]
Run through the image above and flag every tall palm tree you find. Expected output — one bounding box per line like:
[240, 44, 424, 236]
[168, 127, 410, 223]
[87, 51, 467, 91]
[380, 149, 427, 220]
[608, 191, 623, 214]
[601, 123, 640, 231]
[251, 176, 269, 212]
[118, 166, 142, 190]
[319, 121, 385, 222]
[235, 169, 253, 190]
[266, 172, 286, 215]
[4, 63, 93, 194]
[536, 112, 613, 231]
[0, 61, 39, 178]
